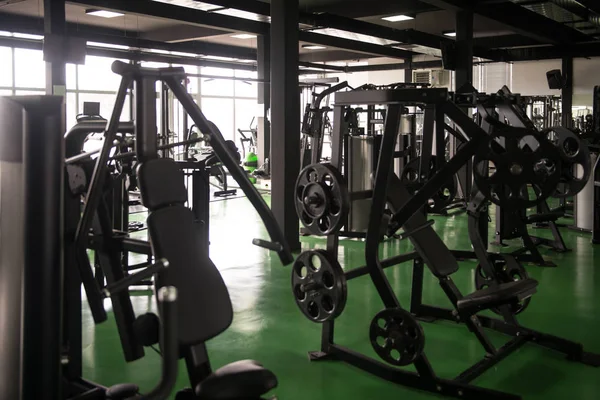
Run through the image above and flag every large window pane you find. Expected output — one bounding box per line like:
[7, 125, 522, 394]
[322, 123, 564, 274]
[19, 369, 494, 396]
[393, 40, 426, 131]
[201, 97, 234, 140]
[0, 89, 12, 96]
[66, 92, 77, 126]
[66, 63, 77, 90]
[16, 90, 45, 95]
[78, 56, 122, 91]
[15, 49, 45, 89]
[0, 47, 12, 87]
[79, 92, 131, 121]
[235, 99, 258, 143]
[234, 70, 257, 98]
[201, 67, 233, 96]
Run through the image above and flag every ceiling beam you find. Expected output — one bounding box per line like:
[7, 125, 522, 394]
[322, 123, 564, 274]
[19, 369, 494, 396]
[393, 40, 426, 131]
[0, 12, 257, 60]
[299, 49, 372, 62]
[309, 0, 439, 18]
[68, 0, 270, 34]
[193, 0, 503, 60]
[473, 34, 541, 49]
[419, 0, 591, 44]
[504, 42, 600, 61]
[69, 0, 414, 59]
[299, 31, 413, 59]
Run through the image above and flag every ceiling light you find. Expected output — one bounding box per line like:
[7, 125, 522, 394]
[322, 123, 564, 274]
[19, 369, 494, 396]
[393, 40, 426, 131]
[231, 33, 257, 39]
[382, 15, 414, 22]
[85, 9, 124, 18]
[302, 44, 327, 50]
[444, 31, 457, 37]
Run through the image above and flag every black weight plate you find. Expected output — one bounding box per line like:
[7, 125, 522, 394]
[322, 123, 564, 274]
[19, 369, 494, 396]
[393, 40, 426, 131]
[473, 130, 562, 210]
[295, 163, 349, 236]
[400, 156, 458, 213]
[291, 250, 347, 323]
[544, 127, 592, 198]
[369, 308, 425, 367]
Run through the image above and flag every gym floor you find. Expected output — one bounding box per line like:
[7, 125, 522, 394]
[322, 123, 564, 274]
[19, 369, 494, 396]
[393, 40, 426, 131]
[84, 197, 600, 400]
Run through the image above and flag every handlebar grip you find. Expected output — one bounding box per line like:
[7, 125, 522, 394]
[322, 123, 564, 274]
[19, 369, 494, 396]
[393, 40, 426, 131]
[138, 286, 179, 400]
[111, 60, 134, 75]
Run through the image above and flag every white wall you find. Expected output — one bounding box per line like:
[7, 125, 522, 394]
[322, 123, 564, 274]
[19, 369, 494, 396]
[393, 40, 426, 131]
[573, 57, 600, 106]
[511, 60, 561, 96]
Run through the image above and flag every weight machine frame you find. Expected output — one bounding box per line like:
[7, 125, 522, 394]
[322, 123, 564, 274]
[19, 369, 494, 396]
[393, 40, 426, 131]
[305, 88, 600, 400]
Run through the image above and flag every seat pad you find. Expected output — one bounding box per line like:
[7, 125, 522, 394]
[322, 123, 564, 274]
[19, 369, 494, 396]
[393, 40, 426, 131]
[457, 279, 538, 315]
[195, 360, 277, 400]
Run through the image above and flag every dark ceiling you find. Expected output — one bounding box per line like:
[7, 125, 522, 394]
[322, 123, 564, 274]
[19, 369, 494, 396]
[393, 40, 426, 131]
[0, 0, 599, 66]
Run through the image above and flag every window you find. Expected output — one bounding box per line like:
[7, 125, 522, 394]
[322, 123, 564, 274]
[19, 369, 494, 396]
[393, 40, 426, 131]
[79, 92, 131, 121]
[201, 97, 234, 140]
[234, 70, 257, 98]
[0, 89, 12, 95]
[235, 98, 258, 142]
[78, 56, 123, 92]
[66, 93, 77, 125]
[15, 90, 45, 95]
[66, 63, 77, 90]
[201, 67, 234, 96]
[0, 47, 12, 87]
[14, 48, 45, 89]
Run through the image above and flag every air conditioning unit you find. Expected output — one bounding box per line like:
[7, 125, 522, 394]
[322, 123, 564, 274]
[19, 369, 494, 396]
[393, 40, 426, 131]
[412, 70, 451, 87]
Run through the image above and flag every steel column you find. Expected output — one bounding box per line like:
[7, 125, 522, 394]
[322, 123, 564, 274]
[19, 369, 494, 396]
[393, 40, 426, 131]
[562, 56, 573, 128]
[455, 10, 474, 92]
[257, 34, 271, 167]
[44, 0, 67, 131]
[270, 0, 301, 251]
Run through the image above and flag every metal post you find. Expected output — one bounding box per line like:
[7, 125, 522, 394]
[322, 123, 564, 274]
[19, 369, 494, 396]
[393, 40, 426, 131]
[257, 34, 271, 167]
[562, 56, 573, 128]
[455, 10, 474, 92]
[271, 0, 301, 251]
[44, 0, 67, 133]
[135, 76, 159, 162]
[21, 97, 65, 400]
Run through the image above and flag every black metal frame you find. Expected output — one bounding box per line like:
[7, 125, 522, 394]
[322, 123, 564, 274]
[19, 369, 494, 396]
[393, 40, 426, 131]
[303, 88, 600, 400]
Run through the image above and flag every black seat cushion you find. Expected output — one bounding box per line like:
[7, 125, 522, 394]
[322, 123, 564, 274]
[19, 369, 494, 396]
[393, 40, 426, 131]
[148, 205, 233, 345]
[195, 360, 278, 400]
[457, 279, 538, 315]
[138, 158, 188, 210]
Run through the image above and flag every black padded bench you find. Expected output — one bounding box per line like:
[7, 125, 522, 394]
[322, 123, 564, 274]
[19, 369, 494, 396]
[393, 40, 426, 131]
[138, 158, 277, 400]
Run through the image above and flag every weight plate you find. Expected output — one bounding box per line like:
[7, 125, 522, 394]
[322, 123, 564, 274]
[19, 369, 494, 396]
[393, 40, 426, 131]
[400, 156, 458, 214]
[473, 129, 562, 210]
[473, 256, 531, 315]
[291, 250, 347, 323]
[295, 163, 349, 236]
[543, 127, 592, 198]
[369, 308, 425, 367]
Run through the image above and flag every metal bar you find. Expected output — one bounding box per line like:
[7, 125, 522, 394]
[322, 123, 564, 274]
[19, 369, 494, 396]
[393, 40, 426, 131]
[455, 335, 529, 383]
[74, 75, 131, 247]
[345, 60, 443, 73]
[136, 76, 159, 162]
[345, 252, 419, 280]
[299, 31, 412, 60]
[270, 0, 301, 252]
[562, 56, 573, 128]
[364, 104, 402, 308]
[103, 259, 168, 298]
[257, 34, 270, 167]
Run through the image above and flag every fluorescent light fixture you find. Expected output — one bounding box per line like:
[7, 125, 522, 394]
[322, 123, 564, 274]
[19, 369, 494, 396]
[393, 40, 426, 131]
[231, 33, 257, 39]
[85, 9, 124, 18]
[13, 33, 44, 40]
[444, 31, 457, 37]
[381, 14, 414, 22]
[302, 44, 327, 50]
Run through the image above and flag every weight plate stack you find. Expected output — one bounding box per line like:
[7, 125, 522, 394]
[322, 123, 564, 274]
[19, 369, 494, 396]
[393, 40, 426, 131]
[291, 250, 347, 323]
[544, 127, 592, 198]
[295, 163, 349, 236]
[473, 130, 562, 210]
[369, 308, 425, 367]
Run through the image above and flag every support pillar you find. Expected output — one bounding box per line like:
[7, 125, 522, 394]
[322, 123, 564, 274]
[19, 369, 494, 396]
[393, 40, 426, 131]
[562, 56, 573, 128]
[44, 0, 67, 131]
[404, 57, 413, 83]
[455, 10, 474, 92]
[271, 0, 301, 251]
[257, 34, 271, 167]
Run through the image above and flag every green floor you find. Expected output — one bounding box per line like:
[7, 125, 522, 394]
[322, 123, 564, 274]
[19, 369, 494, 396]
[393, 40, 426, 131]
[83, 197, 600, 399]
